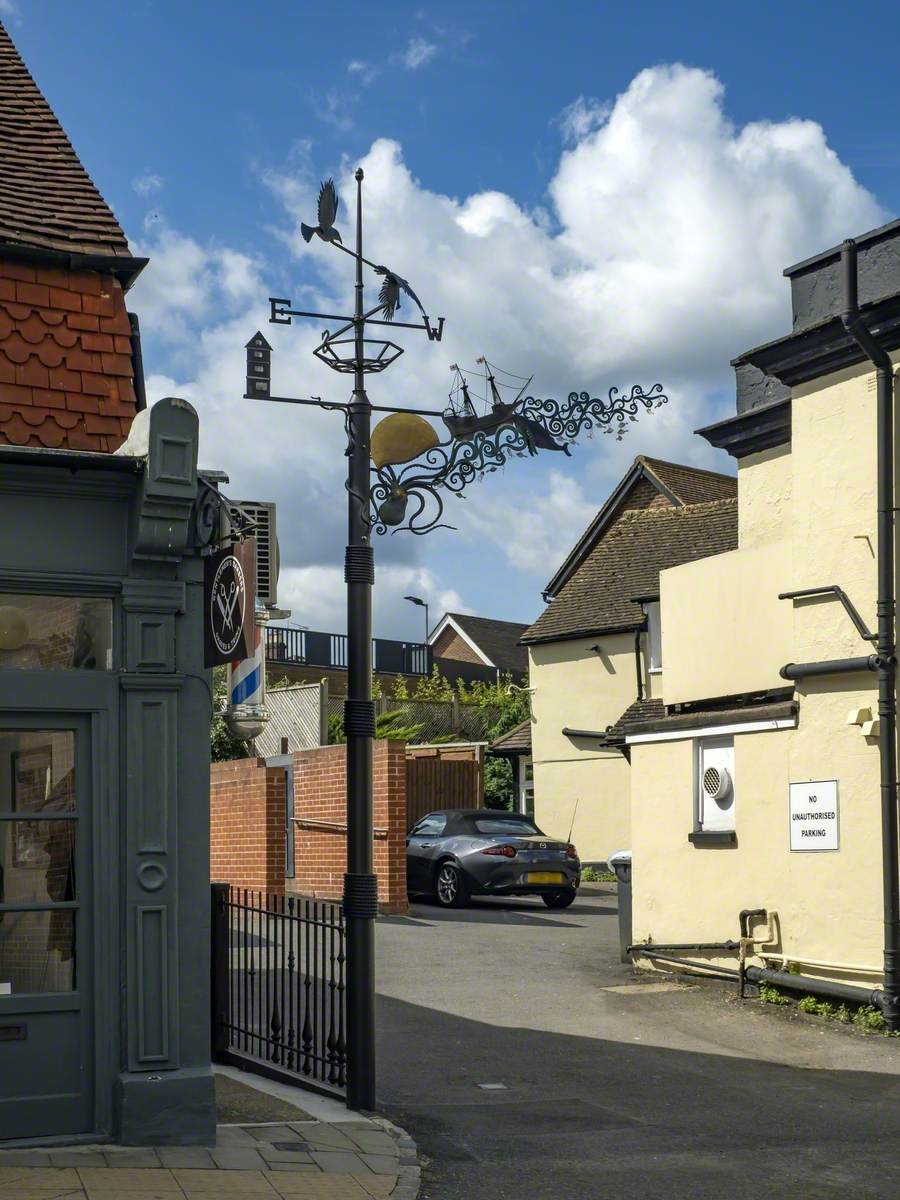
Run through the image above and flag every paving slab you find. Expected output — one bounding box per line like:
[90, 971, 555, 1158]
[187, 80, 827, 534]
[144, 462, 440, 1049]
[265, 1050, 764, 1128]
[0, 1092, 420, 1200]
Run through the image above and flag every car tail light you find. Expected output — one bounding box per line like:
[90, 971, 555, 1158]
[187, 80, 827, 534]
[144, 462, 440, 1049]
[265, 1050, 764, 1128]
[482, 844, 517, 858]
[566, 844, 578, 859]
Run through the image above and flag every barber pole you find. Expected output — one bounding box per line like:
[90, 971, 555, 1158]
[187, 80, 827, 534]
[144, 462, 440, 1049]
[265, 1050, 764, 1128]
[225, 607, 269, 740]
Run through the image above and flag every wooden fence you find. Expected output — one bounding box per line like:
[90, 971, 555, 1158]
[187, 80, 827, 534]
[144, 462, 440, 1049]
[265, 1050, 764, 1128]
[405, 742, 485, 829]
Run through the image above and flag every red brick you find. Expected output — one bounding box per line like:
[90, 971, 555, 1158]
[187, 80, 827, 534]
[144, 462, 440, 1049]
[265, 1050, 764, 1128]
[80, 372, 116, 397]
[81, 331, 114, 353]
[68, 270, 102, 296]
[48, 288, 82, 313]
[48, 366, 81, 391]
[66, 312, 99, 333]
[65, 393, 100, 413]
[82, 293, 115, 318]
[99, 309, 131, 335]
[0, 278, 15, 302]
[0, 261, 35, 283]
[84, 413, 124, 435]
[100, 352, 133, 378]
[16, 281, 50, 307]
[15, 359, 49, 388]
[65, 427, 103, 451]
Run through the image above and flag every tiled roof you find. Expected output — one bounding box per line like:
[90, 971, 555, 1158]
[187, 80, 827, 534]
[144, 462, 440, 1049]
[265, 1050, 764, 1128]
[0, 22, 130, 258]
[0, 259, 136, 452]
[490, 718, 532, 754]
[442, 613, 530, 674]
[543, 455, 736, 599]
[611, 696, 796, 739]
[640, 456, 737, 505]
[522, 498, 738, 644]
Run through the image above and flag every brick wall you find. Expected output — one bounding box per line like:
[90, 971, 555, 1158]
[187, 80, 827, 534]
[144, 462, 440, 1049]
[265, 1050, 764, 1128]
[210, 757, 285, 893]
[0, 256, 138, 452]
[209, 741, 407, 913]
[431, 626, 484, 665]
[292, 740, 407, 915]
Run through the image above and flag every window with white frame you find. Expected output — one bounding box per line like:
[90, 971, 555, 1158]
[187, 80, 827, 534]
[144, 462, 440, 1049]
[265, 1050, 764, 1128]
[696, 735, 735, 832]
[644, 600, 662, 671]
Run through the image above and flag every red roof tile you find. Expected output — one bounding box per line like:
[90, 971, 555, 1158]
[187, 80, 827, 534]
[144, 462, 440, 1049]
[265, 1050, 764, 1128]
[0, 22, 131, 259]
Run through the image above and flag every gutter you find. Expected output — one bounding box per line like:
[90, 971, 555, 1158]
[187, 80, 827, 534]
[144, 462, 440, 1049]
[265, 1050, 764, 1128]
[840, 238, 900, 1032]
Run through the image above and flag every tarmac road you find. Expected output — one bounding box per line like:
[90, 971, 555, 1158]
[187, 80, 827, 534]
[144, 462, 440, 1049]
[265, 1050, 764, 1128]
[375, 887, 900, 1200]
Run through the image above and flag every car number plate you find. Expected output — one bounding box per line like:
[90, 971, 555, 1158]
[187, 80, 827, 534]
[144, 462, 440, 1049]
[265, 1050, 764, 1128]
[526, 872, 565, 884]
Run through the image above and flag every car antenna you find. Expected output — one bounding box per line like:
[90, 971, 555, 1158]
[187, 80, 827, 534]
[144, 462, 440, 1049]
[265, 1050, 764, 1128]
[566, 797, 580, 846]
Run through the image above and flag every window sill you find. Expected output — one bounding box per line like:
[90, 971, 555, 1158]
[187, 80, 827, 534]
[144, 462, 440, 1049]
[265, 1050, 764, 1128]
[688, 830, 737, 847]
[648, 667, 662, 675]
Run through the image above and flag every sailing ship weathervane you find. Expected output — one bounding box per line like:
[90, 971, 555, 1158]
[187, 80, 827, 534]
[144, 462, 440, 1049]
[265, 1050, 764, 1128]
[244, 171, 668, 535]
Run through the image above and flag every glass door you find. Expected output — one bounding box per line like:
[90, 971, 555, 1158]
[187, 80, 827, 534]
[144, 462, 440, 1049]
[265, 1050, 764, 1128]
[0, 717, 93, 1140]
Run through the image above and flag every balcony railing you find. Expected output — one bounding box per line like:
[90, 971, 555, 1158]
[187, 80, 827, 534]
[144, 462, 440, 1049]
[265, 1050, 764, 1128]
[265, 626, 432, 676]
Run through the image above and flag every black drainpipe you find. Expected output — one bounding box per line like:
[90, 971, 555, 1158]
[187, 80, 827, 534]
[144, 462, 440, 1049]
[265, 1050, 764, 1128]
[129, 311, 147, 411]
[841, 238, 900, 1031]
[634, 628, 644, 702]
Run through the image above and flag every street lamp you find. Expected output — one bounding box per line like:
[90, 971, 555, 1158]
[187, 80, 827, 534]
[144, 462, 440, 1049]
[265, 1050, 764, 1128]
[404, 595, 429, 645]
[243, 169, 667, 1110]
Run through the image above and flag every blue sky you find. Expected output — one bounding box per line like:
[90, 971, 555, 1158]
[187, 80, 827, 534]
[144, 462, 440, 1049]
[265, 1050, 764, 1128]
[10, 1, 900, 638]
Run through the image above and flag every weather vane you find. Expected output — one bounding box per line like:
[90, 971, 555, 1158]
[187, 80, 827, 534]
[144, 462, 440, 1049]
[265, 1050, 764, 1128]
[241, 167, 668, 1113]
[245, 173, 668, 536]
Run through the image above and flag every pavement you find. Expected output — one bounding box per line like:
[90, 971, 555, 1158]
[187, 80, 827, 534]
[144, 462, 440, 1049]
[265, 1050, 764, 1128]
[376, 884, 900, 1200]
[0, 1067, 419, 1200]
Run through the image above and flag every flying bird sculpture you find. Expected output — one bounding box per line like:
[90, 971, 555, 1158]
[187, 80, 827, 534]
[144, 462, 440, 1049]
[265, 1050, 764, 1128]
[301, 179, 342, 245]
[375, 266, 427, 322]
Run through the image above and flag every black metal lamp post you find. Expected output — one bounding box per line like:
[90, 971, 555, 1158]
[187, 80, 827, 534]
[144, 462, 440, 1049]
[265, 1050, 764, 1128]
[244, 169, 667, 1110]
[404, 595, 429, 645]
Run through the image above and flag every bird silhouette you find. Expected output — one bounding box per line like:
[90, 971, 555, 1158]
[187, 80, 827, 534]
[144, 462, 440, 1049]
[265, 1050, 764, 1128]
[301, 179, 342, 245]
[375, 265, 426, 322]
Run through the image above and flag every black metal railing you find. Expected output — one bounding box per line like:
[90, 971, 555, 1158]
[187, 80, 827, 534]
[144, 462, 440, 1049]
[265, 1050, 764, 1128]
[211, 882, 347, 1097]
[265, 626, 431, 676]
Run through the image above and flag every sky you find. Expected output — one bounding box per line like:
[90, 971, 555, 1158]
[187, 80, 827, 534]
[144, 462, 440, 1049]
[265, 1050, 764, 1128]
[9, 1, 900, 640]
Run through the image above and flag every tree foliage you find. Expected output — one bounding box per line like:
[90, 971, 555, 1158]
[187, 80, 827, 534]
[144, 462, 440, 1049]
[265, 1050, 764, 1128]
[210, 665, 251, 763]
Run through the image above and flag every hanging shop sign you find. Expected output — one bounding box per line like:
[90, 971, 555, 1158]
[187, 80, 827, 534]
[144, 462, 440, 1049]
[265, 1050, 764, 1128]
[789, 779, 839, 851]
[204, 538, 256, 667]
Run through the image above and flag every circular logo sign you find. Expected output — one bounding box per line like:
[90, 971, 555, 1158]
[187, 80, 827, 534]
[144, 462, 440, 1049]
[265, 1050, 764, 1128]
[210, 553, 247, 658]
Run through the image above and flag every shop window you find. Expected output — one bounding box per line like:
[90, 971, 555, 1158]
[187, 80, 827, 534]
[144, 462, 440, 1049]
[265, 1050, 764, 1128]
[0, 595, 112, 671]
[691, 735, 736, 844]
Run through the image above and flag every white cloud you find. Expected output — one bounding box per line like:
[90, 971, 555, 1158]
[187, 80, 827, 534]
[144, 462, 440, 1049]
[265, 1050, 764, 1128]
[558, 96, 609, 145]
[278, 565, 467, 640]
[313, 89, 355, 132]
[0, 0, 20, 20]
[134, 64, 885, 631]
[347, 59, 379, 85]
[132, 172, 164, 197]
[401, 36, 438, 69]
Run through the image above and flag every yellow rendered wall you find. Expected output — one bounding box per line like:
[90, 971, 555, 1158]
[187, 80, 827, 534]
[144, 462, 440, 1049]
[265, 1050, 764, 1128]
[737, 444, 792, 549]
[631, 691, 882, 978]
[660, 541, 793, 706]
[529, 634, 644, 861]
[790, 363, 879, 663]
[633, 360, 889, 984]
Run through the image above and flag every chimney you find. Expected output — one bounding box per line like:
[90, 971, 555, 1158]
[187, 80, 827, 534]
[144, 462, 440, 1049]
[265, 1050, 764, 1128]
[0, 22, 147, 452]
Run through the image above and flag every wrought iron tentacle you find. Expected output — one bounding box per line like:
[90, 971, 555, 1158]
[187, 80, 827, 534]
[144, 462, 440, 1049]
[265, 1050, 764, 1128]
[367, 383, 667, 535]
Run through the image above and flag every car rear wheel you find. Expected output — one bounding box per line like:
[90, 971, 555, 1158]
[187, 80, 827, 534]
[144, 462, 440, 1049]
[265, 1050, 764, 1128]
[435, 862, 468, 908]
[542, 887, 576, 909]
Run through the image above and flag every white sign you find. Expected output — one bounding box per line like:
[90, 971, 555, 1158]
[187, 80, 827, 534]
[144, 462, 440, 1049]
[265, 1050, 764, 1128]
[789, 780, 839, 851]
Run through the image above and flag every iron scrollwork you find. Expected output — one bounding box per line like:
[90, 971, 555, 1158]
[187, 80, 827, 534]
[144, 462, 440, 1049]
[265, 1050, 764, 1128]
[370, 383, 668, 535]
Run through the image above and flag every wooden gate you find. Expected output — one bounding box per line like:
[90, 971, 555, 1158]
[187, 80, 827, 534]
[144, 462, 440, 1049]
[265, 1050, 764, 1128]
[406, 742, 485, 829]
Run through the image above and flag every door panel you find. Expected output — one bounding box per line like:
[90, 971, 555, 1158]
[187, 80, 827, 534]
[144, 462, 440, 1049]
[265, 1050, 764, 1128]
[0, 717, 93, 1139]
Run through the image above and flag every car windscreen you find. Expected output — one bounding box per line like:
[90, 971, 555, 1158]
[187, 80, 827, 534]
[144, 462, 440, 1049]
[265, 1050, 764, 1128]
[472, 817, 541, 836]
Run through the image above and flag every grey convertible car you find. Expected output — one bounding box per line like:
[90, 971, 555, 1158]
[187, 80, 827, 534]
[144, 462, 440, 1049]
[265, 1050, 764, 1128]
[406, 809, 581, 909]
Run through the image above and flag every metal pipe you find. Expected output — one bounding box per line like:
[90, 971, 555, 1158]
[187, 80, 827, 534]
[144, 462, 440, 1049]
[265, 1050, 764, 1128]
[780, 656, 879, 680]
[628, 940, 740, 953]
[745, 965, 884, 1009]
[841, 237, 900, 1032]
[759, 951, 881, 976]
[633, 628, 644, 702]
[128, 312, 147, 411]
[779, 585, 875, 644]
[633, 950, 741, 980]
